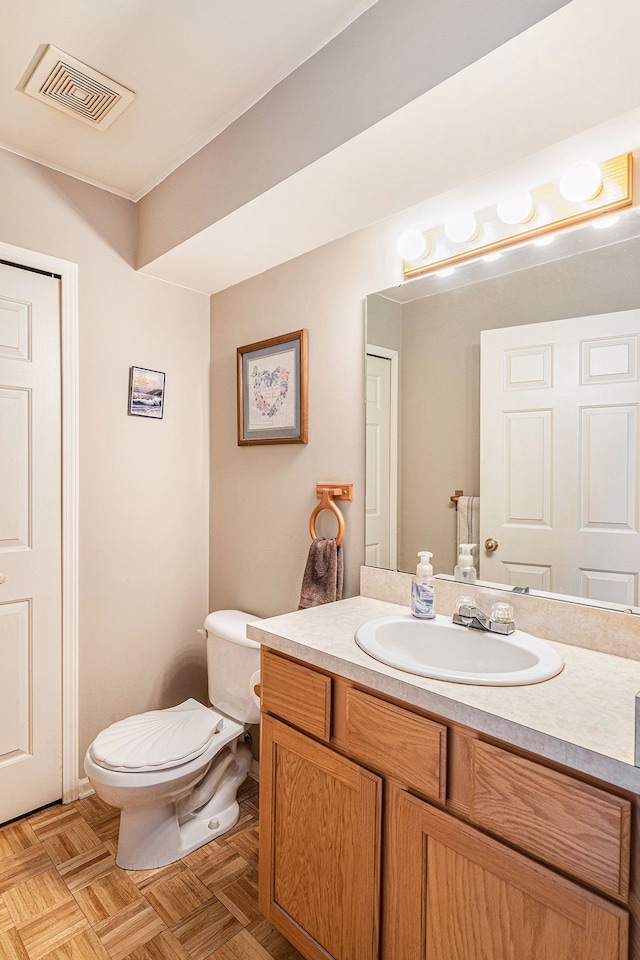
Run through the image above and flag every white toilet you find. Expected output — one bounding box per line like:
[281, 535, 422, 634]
[84, 610, 261, 870]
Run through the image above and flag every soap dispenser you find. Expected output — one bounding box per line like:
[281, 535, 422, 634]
[454, 544, 477, 584]
[411, 551, 436, 620]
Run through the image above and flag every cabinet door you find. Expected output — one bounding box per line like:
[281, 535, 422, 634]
[383, 782, 628, 960]
[260, 714, 382, 960]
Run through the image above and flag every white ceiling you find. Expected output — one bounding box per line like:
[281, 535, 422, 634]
[0, 0, 377, 200]
[3, 0, 640, 295]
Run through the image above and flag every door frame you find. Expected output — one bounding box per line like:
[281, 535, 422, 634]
[0, 241, 79, 804]
[366, 344, 399, 570]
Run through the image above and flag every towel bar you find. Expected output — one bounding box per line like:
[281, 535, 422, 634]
[309, 483, 353, 547]
[450, 489, 464, 510]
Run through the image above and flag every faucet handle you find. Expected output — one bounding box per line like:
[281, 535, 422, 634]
[455, 596, 476, 615]
[488, 602, 515, 634]
[490, 602, 514, 623]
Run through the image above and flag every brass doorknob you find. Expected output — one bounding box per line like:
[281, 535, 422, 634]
[484, 538, 499, 552]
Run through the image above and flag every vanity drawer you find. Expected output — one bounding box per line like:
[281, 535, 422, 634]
[341, 686, 446, 802]
[469, 739, 631, 901]
[261, 649, 331, 743]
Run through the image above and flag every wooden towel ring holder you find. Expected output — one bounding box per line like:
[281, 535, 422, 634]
[309, 483, 353, 547]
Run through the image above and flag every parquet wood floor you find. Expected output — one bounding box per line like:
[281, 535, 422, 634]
[0, 778, 305, 960]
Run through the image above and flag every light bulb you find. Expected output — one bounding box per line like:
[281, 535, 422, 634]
[532, 235, 554, 247]
[396, 229, 429, 261]
[444, 211, 478, 244]
[482, 251, 502, 262]
[496, 188, 534, 225]
[559, 160, 603, 203]
[592, 214, 620, 230]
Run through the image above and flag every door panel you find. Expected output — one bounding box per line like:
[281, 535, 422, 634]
[0, 387, 30, 548]
[365, 353, 392, 568]
[0, 263, 62, 822]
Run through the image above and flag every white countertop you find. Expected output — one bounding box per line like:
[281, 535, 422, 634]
[248, 595, 640, 793]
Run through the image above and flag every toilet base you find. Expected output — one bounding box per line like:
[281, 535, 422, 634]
[114, 742, 252, 870]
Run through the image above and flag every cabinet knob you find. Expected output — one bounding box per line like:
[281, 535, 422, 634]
[484, 538, 499, 553]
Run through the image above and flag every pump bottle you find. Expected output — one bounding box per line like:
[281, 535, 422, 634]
[454, 543, 477, 584]
[411, 551, 436, 620]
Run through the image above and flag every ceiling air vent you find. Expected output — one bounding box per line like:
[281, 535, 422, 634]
[23, 45, 135, 130]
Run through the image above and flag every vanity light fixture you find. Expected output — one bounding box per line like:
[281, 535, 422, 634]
[482, 251, 502, 262]
[532, 235, 555, 246]
[399, 152, 633, 280]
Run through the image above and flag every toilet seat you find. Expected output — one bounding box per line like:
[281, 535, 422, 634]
[89, 699, 225, 773]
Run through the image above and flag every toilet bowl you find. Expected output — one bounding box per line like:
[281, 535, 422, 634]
[84, 610, 261, 870]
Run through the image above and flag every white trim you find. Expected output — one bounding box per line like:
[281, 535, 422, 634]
[366, 343, 399, 570]
[77, 777, 94, 799]
[0, 241, 80, 804]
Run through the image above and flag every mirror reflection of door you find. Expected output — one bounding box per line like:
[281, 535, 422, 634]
[365, 348, 398, 569]
[481, 309, 640, 606]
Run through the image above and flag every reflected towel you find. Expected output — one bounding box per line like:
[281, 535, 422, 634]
[298, 538, 344, 609]
[456, 496, 480, 572]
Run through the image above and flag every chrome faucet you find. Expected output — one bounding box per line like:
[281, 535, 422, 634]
[452, 600, 515, 635]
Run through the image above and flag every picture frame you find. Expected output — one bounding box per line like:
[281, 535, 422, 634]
[237, 329, 308, 445]
[128, 366, 165, 419]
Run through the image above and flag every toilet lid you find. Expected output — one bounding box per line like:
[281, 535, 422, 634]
[90, 699, 225, 772]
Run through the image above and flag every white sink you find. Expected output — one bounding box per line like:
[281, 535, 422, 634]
[354, 614, 563, 685]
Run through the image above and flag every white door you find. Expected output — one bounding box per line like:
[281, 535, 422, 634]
[481, 309, 640, 605]
[0, 262, 62, 822]
[365, 351, 395, 568]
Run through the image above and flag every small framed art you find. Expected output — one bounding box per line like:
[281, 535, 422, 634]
[128, 366, 165, 419]
[237, 329, 308, 445]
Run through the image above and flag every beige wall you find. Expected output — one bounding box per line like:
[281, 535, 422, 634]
[0, 150, 210, 776]
[209, 219, 403, 617]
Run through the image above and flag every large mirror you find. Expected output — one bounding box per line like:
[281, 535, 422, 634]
[365, 217, 640, 610]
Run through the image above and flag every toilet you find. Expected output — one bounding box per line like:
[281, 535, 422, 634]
[84, 610, 261, 870]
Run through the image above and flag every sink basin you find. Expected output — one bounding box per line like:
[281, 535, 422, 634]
[354, 614, 563, 685]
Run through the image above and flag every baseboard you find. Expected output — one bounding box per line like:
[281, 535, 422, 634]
[76, 777, 94, 799]
[250, 759, 260, 781]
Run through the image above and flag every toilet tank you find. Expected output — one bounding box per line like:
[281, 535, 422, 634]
[204, 610, 261, 724]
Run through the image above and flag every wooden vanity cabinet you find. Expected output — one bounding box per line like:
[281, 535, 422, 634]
[259, 648, 631, 960]
[259, 713, 382, 960]
[384, 781, 628, 960]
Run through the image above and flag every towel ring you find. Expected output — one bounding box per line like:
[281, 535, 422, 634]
[309, 489, 345, 546]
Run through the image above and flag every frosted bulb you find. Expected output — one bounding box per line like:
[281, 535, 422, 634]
[496, 188, 534, 225]
[444, 211, 478, 244]
[396, 229, 429, 261]
[559, 160, 602, 203]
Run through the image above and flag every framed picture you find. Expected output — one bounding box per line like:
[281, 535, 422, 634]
[237, 329, 308, 445]
[128, 366, 165, 419]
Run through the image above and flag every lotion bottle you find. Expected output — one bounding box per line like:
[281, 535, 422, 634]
[411, 551, 436, 620]
[454, 544, 477, 584]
